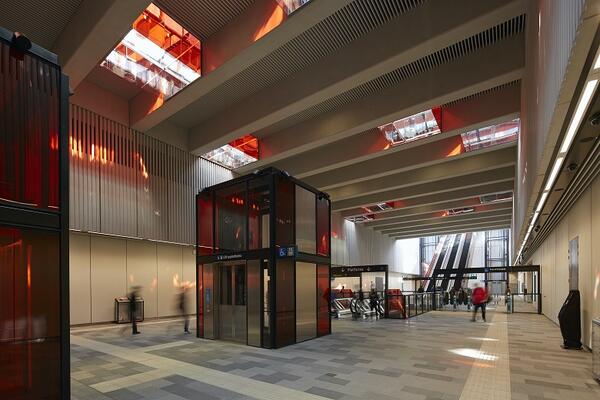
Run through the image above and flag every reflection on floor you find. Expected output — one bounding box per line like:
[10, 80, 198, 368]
[71, 311, 600, 400]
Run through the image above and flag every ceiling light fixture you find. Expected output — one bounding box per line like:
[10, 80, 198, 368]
[517, 71, 599, 263]
[560, 79, 598, 154]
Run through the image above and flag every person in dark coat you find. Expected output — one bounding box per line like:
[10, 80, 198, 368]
[129, 286, 141, 335]
[179, 286, 191, 334]
[369, 289, 380, 319]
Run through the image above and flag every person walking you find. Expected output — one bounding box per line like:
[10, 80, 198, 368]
[471, 283, 488, 322]
[179, 285, 191, 334]
[129, 286, 141, 335]
[369, 289, 380, 319]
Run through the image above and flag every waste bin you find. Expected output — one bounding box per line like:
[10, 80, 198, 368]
[114, 297, 144, 323]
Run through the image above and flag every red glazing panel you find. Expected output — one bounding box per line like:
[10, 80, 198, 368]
[317, 264, 330, 336]
[0, 41, 60, 210]
[197, 193, 213, 255]
[316, 197, 330, 256]
[197, 264, 204, 338]
[275, 177, 294, 247]
[0, 225, 60, 399]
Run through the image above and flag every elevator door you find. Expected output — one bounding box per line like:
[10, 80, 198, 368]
[219, 263, 247, 343]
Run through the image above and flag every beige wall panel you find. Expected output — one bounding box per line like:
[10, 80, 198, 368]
[157, 244, 183, 317]
[182, 246, 196, 314]
[592, 176, 600, 332]
[69, 232, 91, 325]
[91, 236, 127, 323]
[568, 190, 592, 345]
[126, 240, 159, 319]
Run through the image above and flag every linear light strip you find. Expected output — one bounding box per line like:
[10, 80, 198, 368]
[518, 77, 599, 262]
[559, 79, 598, 154]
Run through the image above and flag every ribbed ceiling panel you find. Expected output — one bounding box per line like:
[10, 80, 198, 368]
[0, 0, 83, 48]
[267, 15, 526, 133]
[154, 0, 255, 40]
[441, 80, 521, 108]
[174, 0, 425, 126]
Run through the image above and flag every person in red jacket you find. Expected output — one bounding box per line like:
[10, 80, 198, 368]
[471, 283, 488, 322]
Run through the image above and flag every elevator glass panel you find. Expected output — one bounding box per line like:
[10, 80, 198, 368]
[218, 263, 247, 343]
[296, 262, 316, 342]
[247, 260, 261, 347]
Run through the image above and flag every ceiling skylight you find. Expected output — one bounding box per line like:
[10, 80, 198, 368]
[275, 0, 311, 14]
[101, 3, 201, 99]
[203, 135, 259, 170]
[479, 192, 513, 204]
[461, 119, 519, 152]
[379, 108, 442, 146]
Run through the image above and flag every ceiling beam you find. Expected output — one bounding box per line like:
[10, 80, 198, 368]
[379, 212, 513, 234]
[239, 79, 520, 176]
[332, 165, 514, 211]
[387, 218, 512, 236]
[340, 180, 514, 218]
[131, 0, 353, 131]
[52, 0, 149, 89]
[391, 224, 510, 240]
[222, 32, 523, 167]
[363, 198, 510, 224]
[187, 0, 525, 155]
[372, 206, 513, 231]
[328, 145, 515, 200]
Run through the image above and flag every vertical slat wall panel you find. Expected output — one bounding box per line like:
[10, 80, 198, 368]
[69, 104, 233, 244]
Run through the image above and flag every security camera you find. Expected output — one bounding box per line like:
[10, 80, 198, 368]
[590, 111, 600, 126]
[566, 163, 578, 172]
[534, 225, 540, 233]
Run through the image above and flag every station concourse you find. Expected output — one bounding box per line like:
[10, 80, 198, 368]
[1, 1, 600, 399]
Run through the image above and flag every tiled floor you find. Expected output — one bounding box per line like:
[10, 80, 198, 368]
[71, 310, 600, 400]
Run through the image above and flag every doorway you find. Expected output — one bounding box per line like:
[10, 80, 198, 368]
[217, 262, 247, 343]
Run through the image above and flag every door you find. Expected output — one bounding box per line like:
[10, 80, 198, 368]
[218, 262, 247, 343]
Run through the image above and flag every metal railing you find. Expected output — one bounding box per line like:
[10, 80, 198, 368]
[509, 293, 541, 314]
[386, 292, 441, 319]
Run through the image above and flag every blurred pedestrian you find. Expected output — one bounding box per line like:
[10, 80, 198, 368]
[471, 283, 488, 322]
[129, 286, 141, 335]
[179, 285, 191, 334]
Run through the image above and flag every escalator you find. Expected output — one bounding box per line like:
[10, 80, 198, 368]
[427, 235, 452, 291]
[440, 235, 462, 291]
[452, 233, 473, 290]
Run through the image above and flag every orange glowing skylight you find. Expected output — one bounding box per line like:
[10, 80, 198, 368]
[203, 134, 259, 170]
[101, 3, 201, 99]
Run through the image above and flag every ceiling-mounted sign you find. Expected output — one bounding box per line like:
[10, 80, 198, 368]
[332, 265, 387, 277]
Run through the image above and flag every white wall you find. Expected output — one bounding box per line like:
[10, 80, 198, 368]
[331, 213, 419, 276]
[69, 231, 196, 325]
[529, 173, 600, 348]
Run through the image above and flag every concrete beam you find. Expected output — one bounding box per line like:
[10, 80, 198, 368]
[238, 77, 520, 176]
[363, 198, 511, 223]
[372, 206, 513, 231]
[386, 218, 512, 236]
[332, 165, 514, 211]
[52, 0, 149, 89]
[188, 0, 525, 155]
[379, 212, 513, 234]
[390, 223, 511, 240]
[340, 180, 514, 218]
[223, 32, 523, 166]
[131, 0, 353, 131]
[328, 146, 516, 202]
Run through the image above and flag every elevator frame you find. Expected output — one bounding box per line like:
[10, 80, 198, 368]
[196, 167, 331, 349]
[0, 27, 70, 399]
